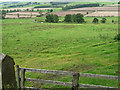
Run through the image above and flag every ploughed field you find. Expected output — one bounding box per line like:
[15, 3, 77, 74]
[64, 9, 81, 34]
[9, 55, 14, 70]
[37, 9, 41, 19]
[44, 11, 87, 17]
[86, 11, 119, 17]
[2, 17, 118, 88]
[70, 7, 118, 11]
[70, 7, 119, 17]
[5, 12, 44, 18]
[4, 6, 119, 19]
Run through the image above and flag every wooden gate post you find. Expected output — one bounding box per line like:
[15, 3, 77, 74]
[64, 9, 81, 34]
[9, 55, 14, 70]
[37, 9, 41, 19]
[72, 72, 79, 90]
[16, 65, 20, 88]
[0, 54, 17, 89]
[21, 68, 25, 89]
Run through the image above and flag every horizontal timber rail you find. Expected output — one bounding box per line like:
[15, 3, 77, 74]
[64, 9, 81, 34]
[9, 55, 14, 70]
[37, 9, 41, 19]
[16, 65, 118, 89]
[20, 67, 74, 75]
[25, 78, 117, 88]
[19, 67, 118, 80]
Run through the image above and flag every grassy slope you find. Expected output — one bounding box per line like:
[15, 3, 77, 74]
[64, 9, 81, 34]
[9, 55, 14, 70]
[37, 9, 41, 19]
[2, 17, 118, 88]
[1, 1, 117, 9]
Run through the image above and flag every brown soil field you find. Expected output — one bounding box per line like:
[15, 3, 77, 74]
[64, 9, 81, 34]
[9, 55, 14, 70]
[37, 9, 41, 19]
[5, 14, 36, 18]
[104, 4, 120, 7]
[6, 12, 40, 15]
[70, 7, 118, 11]
[43, 11, 88, 17]
[5, 15, 18, 18]
[5, 11, 43, 18]
[85, 11, 119, 17]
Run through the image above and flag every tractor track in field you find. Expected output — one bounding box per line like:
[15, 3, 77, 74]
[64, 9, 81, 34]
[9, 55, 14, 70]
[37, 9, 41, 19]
[91, 40, 117, 47]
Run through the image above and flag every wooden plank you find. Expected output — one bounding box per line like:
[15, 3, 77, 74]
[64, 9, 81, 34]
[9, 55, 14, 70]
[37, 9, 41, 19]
[25, 78, 72, 86]
[21, 68, 25, 88]
[25, 87, 48, 90]
[20, 68, 74, 76]
[20, 67, 118, 80]
[72, 72, 79, 90]
[25, 78, 117, 89]
[79, 73, 118, 80]
[79, 84, 118, 89]
[16, 65, 20, 88]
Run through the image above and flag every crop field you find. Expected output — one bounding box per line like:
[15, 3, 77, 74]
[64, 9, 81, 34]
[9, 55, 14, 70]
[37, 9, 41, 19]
[5, 15, 37, 18]
[105, 4, 120, 7]
[85, 11, 119, 17]
[3, 8, 62, 19]
[2, 16, 118, 88]
[0, 7, 53, 11]
[70, 7, 118, 11]
[44, 11, 87, 17]
[5, 12, 40, 18]
[7, 12, 41, 15]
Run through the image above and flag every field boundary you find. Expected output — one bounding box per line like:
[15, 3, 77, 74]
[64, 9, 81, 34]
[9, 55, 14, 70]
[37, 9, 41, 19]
[16, 65, 118, 89]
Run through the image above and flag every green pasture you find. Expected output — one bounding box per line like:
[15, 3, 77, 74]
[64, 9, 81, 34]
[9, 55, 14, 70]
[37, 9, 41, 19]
[2, 16, 118, 88]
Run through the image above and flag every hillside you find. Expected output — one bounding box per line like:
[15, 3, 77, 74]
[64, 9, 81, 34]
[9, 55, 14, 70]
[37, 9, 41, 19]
[1, 1, 119, 89]
[2, 17, 118, 88]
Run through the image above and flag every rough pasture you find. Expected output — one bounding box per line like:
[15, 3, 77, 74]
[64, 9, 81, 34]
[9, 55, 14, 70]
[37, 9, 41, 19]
[70, 7, 118, 11]
[2, 16, 118, 88]
[85, 11, 119, 17]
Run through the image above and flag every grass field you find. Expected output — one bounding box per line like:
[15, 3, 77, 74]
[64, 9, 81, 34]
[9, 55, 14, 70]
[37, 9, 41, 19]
[2, 16, 118, 88]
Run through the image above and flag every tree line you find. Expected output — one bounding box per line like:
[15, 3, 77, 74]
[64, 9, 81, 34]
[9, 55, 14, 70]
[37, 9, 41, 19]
[4, 2, 41, 8]
[45, 13, 85, 23]
[45, 14, 110, 24]
[62, 3, 99, 10]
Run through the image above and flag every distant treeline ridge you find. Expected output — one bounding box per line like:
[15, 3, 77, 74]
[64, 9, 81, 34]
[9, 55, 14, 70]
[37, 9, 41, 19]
[62, 3, 100, 10]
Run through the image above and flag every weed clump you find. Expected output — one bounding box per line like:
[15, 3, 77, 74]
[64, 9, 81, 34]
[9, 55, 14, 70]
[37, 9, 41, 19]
[114, 34, 120, 40]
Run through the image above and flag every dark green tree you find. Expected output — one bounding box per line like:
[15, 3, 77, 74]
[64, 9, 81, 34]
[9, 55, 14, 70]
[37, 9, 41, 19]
[64, 14, 72, 22]
[17, 13, 19, 18]
[7, 10, 9, 13]
[31, 9, 34, 12]
[13, 9, 16, 12]
[101, 18, 106, 23]
[112, 20, 114, 23]
[118, 1, 120, 4]
[2, 10, 6, 19]
[45, 14, 52, 22]
[114, 34, 120, 40]
[72, 14, 76, 22]
[2, 10, 6, 15]
[50, 9, 53, 12]
[37, 9, 39, 11]
[53, 14, 59, 23]
[92, 18, 99, 23]
[101, 4, 104, 7]
[45, 14, 59, 23]
[75, 13, 85, 23]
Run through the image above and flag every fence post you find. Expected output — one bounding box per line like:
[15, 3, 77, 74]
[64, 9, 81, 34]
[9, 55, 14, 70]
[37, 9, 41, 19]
[72, 72, 79, 90]
[16, 65, 20, 88]
[21, 68, 25, 89]
[0, 54, 17, 89]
